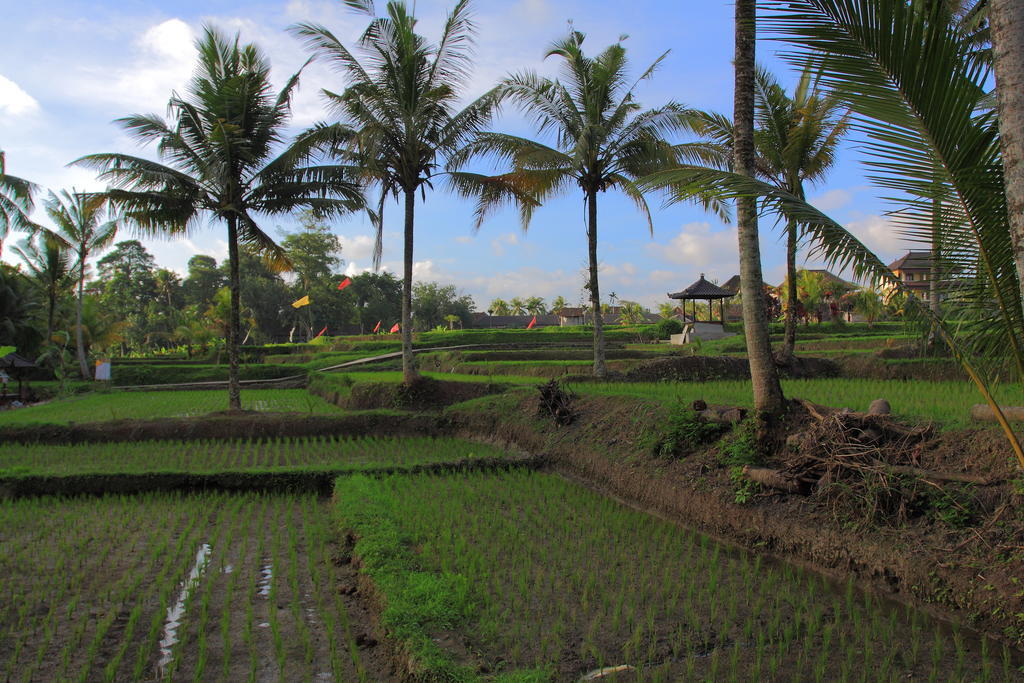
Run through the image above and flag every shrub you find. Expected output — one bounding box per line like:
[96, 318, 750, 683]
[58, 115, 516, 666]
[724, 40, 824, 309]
[654, 318, 684, 340]
[648, 405, 728, 457]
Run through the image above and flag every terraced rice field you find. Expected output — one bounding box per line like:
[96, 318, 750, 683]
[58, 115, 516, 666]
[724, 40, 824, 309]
[0, 389, 341, 426]
[571, 378, 1024, 428]
[337, 470, 1017, 681]
[0, 492, 374, 682]
[0, 436, 513, 476]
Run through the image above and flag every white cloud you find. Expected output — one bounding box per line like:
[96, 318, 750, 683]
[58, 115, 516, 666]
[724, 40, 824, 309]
[338, 233, 377, 262]
[490, 232, 520, 256]
[648, 221, 739, 274]
[840, 214, 910, 264]
[67, 19, 196, 114]
[810, 188, 853, 212]
[453, 235, 474, 244]
[0, 75, 39, 117]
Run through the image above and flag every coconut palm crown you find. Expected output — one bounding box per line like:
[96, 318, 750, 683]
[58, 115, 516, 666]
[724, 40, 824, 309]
[75, 26, 365, 409]
[0, 150, 38, 259]
[448, 31, 699, 377]
[44, 190, 118, 380]
[289, 0, 503, 383]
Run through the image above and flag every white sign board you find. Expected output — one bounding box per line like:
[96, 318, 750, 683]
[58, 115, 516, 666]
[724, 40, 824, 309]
[95, 361, 111, 381]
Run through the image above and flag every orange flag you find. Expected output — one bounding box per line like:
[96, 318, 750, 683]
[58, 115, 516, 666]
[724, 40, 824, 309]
[313, 326, 328, 339]
[337, 277, 352, 291]
[527, 315, 537, 329]
[373, 320, 381, 333]
[389, 323, 400, 333]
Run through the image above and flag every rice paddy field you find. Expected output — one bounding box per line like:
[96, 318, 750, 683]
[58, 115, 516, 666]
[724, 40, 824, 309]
[0, 436, 513, 477]
[0, 492, 373, 682]
[337, 470, 1018, 681]
[570, 378, 1024, 428]
[0, 389, 341, 426]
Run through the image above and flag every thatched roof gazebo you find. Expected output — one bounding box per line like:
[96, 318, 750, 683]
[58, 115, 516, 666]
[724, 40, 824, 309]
[668, 274, 733, 324]
[0, 352, 37, 400]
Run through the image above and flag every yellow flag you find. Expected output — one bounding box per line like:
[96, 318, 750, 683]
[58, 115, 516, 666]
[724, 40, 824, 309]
[291, 295, 311, 309]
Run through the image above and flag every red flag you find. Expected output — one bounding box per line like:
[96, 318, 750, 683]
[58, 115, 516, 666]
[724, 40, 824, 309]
[313, 326, 328, 339]
[372, 320, 381, 333]
[527, 315, 537, 329]
[389, 323, 400, 333]
[337, 277, 352, 291]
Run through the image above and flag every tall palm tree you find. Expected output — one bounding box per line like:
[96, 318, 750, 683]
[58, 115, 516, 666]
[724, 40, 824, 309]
[76, 26, 364, 409]
[0, 150, 38, 259]
[989, 0, 1024, 319]
[449, 31, 692, 377]
[12, 230, 73, 347]
[755, 68, 849, 358]
[44, 190, 117, 379]
[290, 0, 501, 384]
[733, 0, 785, 413]
[680, 67, 849, 360]
[648, 0, 1023, 463]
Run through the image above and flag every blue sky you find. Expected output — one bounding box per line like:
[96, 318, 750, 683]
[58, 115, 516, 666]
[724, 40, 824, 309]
[0, 0, 908, 310]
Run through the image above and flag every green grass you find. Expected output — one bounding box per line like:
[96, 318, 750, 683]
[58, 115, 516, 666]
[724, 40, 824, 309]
[0, 436, 513, 477]
[0, 389, 341, 426]
[568, 378, 1024, 428]
[335, 470, 1008, 681]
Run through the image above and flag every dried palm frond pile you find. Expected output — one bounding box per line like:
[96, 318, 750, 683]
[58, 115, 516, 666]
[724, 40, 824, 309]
[745, 400, 989, 525]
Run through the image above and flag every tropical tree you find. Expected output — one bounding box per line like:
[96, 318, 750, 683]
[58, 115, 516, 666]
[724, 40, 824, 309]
[550, 295, 568, 313]
[290, 0, 501, 383]
[851, 288, 884, 326]
[451, 31, 693, 378]
[0, 264, 41, 353]
[0, 150, 37, 259]
[989, 0, 1024, 317]
[525, 296, 546, 315]
[647, 0, 1024, 462]
[733, 0, 785, 413]
[658, 302, 677, 320]
[76, 26, 364, 409]
[488, 298, 511, 316]
[754, 69, 849, 357]
[509, 297, 527, 316]
[44, 190, 117, 379]
[12, 230, 73, 348]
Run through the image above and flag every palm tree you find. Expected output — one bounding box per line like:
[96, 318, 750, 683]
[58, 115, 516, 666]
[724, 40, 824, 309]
[43, 190, 117, 379]
[450, 31, 692, 378]
[754, 68, 849, 358]
[666, 0, 1024, 464]
[488, 298, 511, 316]
[290, 0, 501, 384]
[76, 26, 364, 409]
[733, 0, 785, 413]
[525, 296, 546, 315]
[0, 150, 38, 259]
[550, 295, 568, 313]
[989, 0, 1024, 318]
[509, 297, 527, 316]
[12, 230, 73, 347]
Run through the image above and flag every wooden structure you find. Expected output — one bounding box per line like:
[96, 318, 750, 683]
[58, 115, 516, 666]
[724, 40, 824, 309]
[668, 274, 733, 324]
[0, 352, 37, 402]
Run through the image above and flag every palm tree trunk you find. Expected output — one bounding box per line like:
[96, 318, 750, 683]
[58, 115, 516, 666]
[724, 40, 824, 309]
[990, 0, 1024, 323]
[735, 0, 784, 414]
[226, 214, 242, 411]
[401, 188, 418, 384]
[587, 190, 607, 378]
[76, 261, 89, 380]
[782, 216, 798, 359]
